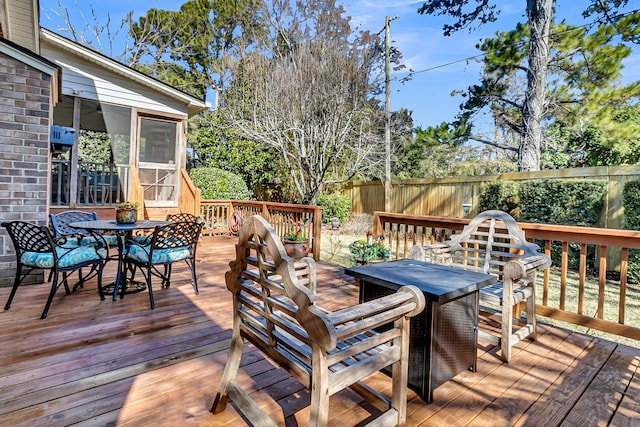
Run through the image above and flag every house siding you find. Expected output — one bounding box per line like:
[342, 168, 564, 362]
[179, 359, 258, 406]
[0, 50, 50, 286]
[40, 42, 188, 117]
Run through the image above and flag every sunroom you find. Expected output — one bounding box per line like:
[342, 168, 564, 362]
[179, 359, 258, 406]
[41, 29, 208, 218]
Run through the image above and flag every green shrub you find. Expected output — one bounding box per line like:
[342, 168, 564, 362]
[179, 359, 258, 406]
[518, 179, 606, 271]
[623, 181, 640, 283]
[189, 167, 253, 200]
[316, 193, 352, 224]
[623, 181, 640, 229]
[479, 179, 606, 271]
[518, 180, 605, 226]
[478, 181, 520, 218]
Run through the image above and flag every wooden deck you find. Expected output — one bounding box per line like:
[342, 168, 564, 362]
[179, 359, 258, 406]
[1, 236, 639, 426]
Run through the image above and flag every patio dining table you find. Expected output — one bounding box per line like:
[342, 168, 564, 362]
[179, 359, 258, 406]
[69, 219, 170, 300]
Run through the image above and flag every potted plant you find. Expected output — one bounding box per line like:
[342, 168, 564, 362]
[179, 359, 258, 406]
[330, 217, 340, 230]
[115, 201, 140, 224]
[282, 222, 310, 260]
[349, 232, 390, 265]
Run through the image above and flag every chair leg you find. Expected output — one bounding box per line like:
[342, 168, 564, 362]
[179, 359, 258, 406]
[4, 265, 24, 310]
[97, 262, 106, 301]
[163, 265, 171, 288]
[501, 300, 513, 362]
[146, 266, 155, 309]
[187, 259, 199, 295]
[310, 348, 329, 427]
[391, 316, 409, 425]
[526, 271, 538, 341]
[211, 324, 245, 414]
[41, 274, 60, 319]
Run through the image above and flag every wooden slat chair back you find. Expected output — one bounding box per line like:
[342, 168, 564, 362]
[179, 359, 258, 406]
[211, 215, 425, 427]
[409, 210, 551, 362]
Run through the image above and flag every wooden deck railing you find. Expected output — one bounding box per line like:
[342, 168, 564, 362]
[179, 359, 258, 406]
[199, 200, 322, 260]
[372, 211, 640, 342]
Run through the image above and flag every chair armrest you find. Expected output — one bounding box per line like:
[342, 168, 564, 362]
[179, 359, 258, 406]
[504, 254, 552, 281]
[307, 285, 425, 351]
[293, 257, 316, 294]
[54, 229, 110, 261]
[124, 235, 149, 252]
[409, 243, 453, 263]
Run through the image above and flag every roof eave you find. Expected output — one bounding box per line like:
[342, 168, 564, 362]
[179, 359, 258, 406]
[40, 28, 208, 117]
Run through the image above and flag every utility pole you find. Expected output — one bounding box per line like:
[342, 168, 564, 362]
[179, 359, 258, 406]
[384, 16, 398, 213]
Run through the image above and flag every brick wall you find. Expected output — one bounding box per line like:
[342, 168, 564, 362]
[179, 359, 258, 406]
[0, 51, 51, 286]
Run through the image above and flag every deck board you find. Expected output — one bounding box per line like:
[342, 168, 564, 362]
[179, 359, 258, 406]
[0, 235, 638, 426]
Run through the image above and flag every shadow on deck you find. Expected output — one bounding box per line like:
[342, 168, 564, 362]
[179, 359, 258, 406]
[0, 236, 638, 426]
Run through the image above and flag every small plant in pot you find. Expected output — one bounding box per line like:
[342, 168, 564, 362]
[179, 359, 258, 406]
[329, 217, 340, 230]
[349, 231, 389, 265]
[283, 222, 310, 260]
[115, 201, 140, 224]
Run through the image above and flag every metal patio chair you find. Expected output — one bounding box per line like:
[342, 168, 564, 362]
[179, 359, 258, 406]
[2, 220, 109, 319]
[124, 220, 203, 309]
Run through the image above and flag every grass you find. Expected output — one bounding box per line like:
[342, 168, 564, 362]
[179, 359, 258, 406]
[319, 215, 640, 349]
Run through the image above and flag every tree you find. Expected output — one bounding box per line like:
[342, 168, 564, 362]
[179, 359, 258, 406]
[126, 0, 266, 99]
[459, 15, 640, 168]
[394, 120, 514, 179]
[223, 0, 389, 204]
[45, 0, 267, 100]
[418, 0, 553, 172]
[188, 110, 295, 201]
[225, 41, 385, 204]
[418, 0, 640, 171]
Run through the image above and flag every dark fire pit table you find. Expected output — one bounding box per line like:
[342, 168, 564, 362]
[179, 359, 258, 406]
[345, 259, 496, 402]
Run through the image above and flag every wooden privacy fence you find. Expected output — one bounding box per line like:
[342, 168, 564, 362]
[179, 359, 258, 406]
[199, 200, 322, 260]
[372, 211, 640, 342]
[345, 165, 640, 230]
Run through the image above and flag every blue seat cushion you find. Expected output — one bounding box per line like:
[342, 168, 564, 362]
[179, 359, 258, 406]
[20, 246, 106, 269]
[130, 234, 152, 245]
[81, 234, 120, 247]
[126, 244, 191, 265]
[56, 234, 119, 248]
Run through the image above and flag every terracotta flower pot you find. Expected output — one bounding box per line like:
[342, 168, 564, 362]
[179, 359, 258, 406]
[283, 240, 310, 260]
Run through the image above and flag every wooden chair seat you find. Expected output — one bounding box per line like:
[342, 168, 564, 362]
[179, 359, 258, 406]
[211, 215, 425, 426]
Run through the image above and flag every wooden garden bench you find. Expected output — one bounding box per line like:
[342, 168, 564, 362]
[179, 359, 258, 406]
[211, 215, 425, 426]
[409, 210, 552, 362]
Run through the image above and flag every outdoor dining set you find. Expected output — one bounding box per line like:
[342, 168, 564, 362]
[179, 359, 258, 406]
[1, 211, 203, 319]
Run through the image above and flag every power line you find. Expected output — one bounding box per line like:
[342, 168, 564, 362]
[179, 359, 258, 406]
[398, 8, 639, 77]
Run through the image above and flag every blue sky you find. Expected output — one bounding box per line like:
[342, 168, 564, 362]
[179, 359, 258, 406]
[39, 1, 640, 134]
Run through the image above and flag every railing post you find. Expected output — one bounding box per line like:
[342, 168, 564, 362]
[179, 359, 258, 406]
[262, 202, 271, 222]
[373, 212, 383, 236]
[312, 205, 322, 260]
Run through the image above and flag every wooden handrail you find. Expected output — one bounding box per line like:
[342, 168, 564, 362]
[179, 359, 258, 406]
[200, 200, 323, 260]
[373, 211, 640, 342]
[179, 168, 200, 215]
[128, 164, 144, 218]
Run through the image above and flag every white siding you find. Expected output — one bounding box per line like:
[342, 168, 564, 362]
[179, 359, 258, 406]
[4, 0, 37, 51]
[40, 41, 188, 118]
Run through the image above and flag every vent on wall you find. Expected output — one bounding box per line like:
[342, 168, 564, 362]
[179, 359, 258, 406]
[50, 125, 75, 153]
